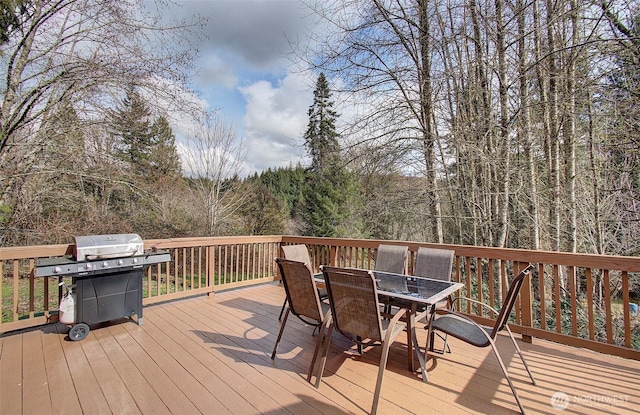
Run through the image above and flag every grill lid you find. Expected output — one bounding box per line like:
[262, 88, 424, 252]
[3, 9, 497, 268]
[74, 234, 144, 261]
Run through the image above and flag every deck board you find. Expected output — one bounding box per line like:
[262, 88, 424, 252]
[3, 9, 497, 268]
[1, 281, 639, 415]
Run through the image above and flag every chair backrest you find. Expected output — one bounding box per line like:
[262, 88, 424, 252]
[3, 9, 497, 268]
[275, 258, 324, 323]
[281, 244, 312, 266]
[321, 266, 383, 343]
[374, 244, 408, 274]
[413, 247, 455, 281]
[490, 264, 535, 339]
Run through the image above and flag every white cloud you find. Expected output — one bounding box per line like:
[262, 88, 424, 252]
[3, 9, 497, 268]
[194, 53, 238, 90]
[239, 72, 314, 174]
[146, 0, 327, 175]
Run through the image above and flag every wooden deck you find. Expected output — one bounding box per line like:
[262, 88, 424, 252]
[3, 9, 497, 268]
[1, 282, 638, 415]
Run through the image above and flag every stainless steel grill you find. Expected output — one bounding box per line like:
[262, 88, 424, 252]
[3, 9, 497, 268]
[35, 233, 170, 341]
[35, 233, 169, 277]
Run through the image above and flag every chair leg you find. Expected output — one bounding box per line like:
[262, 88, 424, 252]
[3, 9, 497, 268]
[278, 298, 287, 321]
[371, 312, 405, 415]
[505, 326, 536, 385]
[307, 311, 332, 383]
[440, 333, 451, 354]
[271, 307, 290, 359]
[371, 342, 392, 415]
[312, 322, 334, 388]
[430, 332, 451, 355]
[488, 340, 527, 414]
[424, 318, 451, 355]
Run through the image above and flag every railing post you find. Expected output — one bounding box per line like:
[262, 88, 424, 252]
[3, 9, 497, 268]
[207, 245, 214, 296]
[520, 262, 534, 343]
[330, 245, 338, 266]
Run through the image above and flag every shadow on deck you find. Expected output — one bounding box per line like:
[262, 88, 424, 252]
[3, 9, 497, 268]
[1, 282, 638, 414]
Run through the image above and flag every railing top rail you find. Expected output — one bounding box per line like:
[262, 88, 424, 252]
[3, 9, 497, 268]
[281, 236, 640, 271]
[2, 235, 639, 271]
[0, 235, 285, 260]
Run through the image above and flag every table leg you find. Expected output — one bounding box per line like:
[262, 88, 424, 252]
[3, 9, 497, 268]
[412, 322, 428, 382]
[405, 308, 414, 372]
[407, 305, 428, 382]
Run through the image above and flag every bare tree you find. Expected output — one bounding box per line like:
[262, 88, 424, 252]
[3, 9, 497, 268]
[299, 0, 638, 256]
[0, 0, 202, 242]
[181, 112, 249, 236]
[300, 0, 445, 242]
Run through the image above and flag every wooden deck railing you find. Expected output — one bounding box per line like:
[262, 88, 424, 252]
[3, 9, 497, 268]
[1, 235, 639, 360]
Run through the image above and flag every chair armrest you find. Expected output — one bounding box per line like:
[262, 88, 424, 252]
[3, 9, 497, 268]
[450, 296, 500, 317]
[384, 307, 408, 343]
[432, 309, 496, 343]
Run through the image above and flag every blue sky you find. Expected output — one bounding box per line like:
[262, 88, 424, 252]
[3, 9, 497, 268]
[160, 0, 319, 176]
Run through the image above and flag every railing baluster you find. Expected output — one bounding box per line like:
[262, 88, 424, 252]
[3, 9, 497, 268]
[554, 264, 562, 333]
[569, 265, 578, 336]
[1, 236, 639, 358]
[622, 271, 631, 348]
[586, 267, 594, 340]
[538, 263, 547, 330]
[604, 269, 612, 344]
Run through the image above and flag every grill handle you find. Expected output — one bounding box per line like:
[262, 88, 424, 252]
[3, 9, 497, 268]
[84, 250, 139, 260]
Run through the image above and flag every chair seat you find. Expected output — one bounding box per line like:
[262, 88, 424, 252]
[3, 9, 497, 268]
[431, 313, 492, 348]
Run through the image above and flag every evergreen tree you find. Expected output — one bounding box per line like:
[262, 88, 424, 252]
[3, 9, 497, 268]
[259, 164, 307, 213]
[109, 87, 154, 176]
[304, 73, 340, 173]
[301, 73, 364, 237]
[238, 182, 285, 235]
[149, 115, 183, 182]
[0, 0, 28, 46]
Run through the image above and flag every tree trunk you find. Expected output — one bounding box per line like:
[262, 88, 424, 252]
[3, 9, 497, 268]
[518, 0, 540, 250]
[563, 0, 578, 253]
[546, 0, 561, 253]
[495, 0, 509, 248]
[417, 0, 443, 243]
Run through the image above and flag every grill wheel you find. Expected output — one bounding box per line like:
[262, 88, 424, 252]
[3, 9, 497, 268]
[69, 323, 90, 341]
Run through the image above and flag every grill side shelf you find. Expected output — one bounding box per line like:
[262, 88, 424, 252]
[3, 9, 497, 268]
[34, 251, 171, 278]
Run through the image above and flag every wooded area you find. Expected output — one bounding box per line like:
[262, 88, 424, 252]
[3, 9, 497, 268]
[299, 0, 640, 258]
[0, 0, 639, 266]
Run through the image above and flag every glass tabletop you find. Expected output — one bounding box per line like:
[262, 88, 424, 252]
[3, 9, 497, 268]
[315, 270, 463, 306]
[372, 271, 463, 305]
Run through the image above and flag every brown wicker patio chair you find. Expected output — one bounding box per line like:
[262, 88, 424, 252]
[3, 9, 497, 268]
[271, 258, 330, 360]
[413, 247, 455, 311]
[308, 266, 407, 415]
[412, 247, 456, 350]
[278, 244, 327, 321]
[374, 244, 409, 315]
[281, 244, 312, 264]
[425, 263, 537, 414]
[374, 244, 408, 274]
[413, 247, 455, 281]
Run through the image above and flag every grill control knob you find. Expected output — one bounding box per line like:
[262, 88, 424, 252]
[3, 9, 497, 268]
[117, 259, 124, 265]
[53, 266, 62, 274]
[101, 261, 109, 268]
[85, 263, 92, 270]
[131, 258, 138, 264]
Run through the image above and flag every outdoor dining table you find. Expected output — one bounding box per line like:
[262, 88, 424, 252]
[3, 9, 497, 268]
[314, 269, 464, 380]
